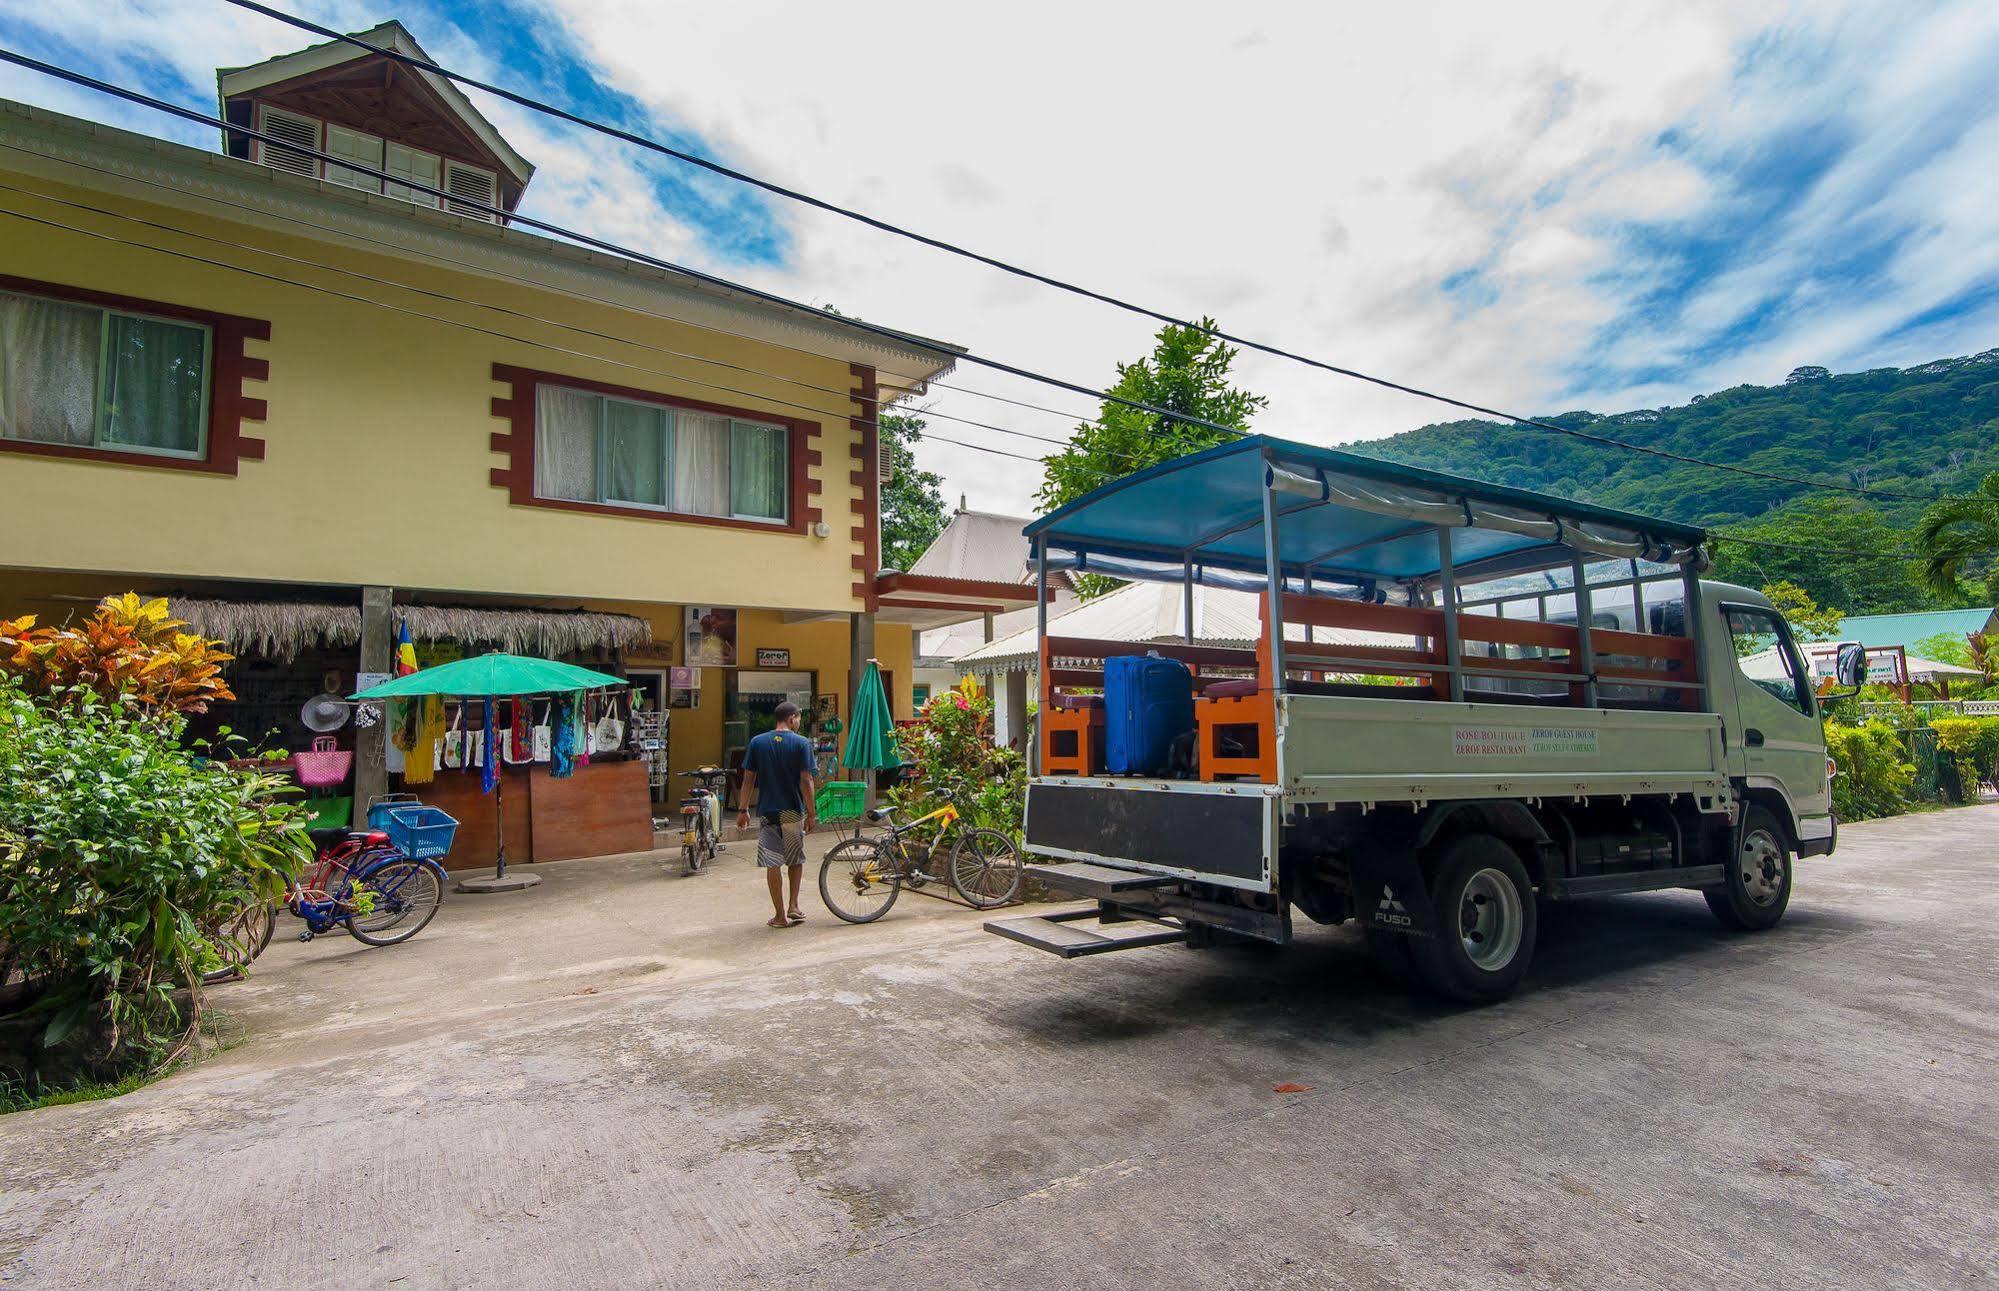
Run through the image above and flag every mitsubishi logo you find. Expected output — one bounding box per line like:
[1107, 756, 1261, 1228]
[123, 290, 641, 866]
[1379, 885, 1405, 913]
[1375, 885, 1412, 927]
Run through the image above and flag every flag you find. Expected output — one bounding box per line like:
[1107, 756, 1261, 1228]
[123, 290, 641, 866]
[395, 621, 418, 676]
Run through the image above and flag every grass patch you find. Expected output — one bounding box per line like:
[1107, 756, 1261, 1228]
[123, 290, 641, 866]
[0, 1064, 165, 1114]
[0, 1013, 236, 1115]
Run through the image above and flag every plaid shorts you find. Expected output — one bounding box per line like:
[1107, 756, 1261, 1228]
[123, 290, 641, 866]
[757, 811, 806, 868]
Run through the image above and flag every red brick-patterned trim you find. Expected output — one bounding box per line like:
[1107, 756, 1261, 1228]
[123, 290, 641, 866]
[849, 363, 880, 608]
[0, 273, 268, 474]
[489, 363, 819, 535]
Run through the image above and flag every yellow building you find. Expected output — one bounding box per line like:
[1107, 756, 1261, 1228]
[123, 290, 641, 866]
[0, 23, 1030, 861]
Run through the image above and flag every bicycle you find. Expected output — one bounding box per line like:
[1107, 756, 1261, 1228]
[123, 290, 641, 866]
[676, 767, 729, 875]
[201, 803, 454, 981]
[817, 800, 1024, 923]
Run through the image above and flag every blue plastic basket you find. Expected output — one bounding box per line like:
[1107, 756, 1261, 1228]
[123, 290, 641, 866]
[367, 803, 459, 860]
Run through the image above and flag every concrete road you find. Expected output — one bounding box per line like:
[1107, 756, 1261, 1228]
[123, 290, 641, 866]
[3, 809, 1997, 1289]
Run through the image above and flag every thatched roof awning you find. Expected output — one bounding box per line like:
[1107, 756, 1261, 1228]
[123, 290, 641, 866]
[172, 598, 653, 663]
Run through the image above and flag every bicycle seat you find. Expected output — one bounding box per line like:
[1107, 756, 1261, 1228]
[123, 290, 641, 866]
[309, 826, 383, 852]
[865, 807, 893, 823]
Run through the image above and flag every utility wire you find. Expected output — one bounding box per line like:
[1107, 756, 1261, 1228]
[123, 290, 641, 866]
[7, 203, 1972, 561]
[1, 56, 1976, 560]
[0, 139, 1113, 438]
[0, 49, 1284, 459]
[0, 168, 1117, 462]
[0, 198, 1101, 486]
[216, 0, 1955, 505]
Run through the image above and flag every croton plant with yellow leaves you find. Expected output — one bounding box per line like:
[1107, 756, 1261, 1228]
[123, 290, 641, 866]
[0, 594, 233, 714]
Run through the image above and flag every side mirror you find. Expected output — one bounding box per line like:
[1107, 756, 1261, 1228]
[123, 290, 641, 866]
[1833, 641, 1868, 692]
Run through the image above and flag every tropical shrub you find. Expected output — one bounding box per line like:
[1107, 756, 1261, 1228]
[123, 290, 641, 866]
[888, 679, 1027, 840]
[1823, 720, 1917, 821]
[1930, 716, 1999, 794]
[0, 594, 234, 713]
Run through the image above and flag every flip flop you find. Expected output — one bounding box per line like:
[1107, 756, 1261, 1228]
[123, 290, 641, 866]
[767, 916, 789, 929]
[787, 911, 807, 925]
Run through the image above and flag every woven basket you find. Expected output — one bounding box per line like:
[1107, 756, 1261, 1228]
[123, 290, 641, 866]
[294, 737, 354, 788]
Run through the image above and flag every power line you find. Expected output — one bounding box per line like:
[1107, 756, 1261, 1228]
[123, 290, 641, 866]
[8, 198, 1971, 564]
[0, 52, 1975, 562]
[0, 49, 1283, 460]
[0, 195, 1115, 494]
[0, 166, 1116, 462]
[215, 0, 1955, 505]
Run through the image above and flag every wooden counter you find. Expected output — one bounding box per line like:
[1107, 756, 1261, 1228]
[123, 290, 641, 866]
[410, 759, 652, 871]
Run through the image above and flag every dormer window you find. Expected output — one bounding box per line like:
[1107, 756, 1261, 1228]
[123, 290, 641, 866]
[220, 20, 533, 222]
[249, 104, 498, 222]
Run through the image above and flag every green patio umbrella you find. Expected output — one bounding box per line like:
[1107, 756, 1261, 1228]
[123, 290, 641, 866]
[843, 658, 901, 780]
[354, 653, 626, 891]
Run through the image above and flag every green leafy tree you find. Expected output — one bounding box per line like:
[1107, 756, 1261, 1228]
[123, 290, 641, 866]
[879, 411, 947, 571]
[1759, 579, 1843, 643]
[1036, 317, 1268, 513]
[1708, 498, 1932, 614]
[1915, 470, 1999, 600]
[1036, 318, 1267, 596]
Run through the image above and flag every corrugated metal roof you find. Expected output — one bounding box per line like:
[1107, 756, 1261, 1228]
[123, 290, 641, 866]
[907, 510, 1036, 582]
[956, 580, 1411, 671]
[1835, 608, 1997, 649]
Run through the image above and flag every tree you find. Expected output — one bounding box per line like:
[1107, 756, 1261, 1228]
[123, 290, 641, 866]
[1036, 317, 1268, 514]
[1761, 580, 1843, 642]
[1708, 498, 1933, 614]
[1785, 365, 1831, 384]
[1915, 470, 1999, 600]
[879, 410, 947, 572]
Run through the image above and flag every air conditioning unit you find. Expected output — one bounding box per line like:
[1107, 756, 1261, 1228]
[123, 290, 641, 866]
[879, 452, 894, 486]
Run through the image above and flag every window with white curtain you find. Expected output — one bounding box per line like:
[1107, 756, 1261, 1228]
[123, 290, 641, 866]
[0, 288, 210, 458]
[531, 383, 788, 522]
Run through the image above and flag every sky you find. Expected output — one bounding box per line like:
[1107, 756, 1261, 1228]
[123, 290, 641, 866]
[3, 0, 1998, 514]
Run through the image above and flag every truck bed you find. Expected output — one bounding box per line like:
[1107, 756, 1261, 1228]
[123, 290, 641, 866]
[1278, 692, 1729, 805]
[1023, 694, 1730, 896]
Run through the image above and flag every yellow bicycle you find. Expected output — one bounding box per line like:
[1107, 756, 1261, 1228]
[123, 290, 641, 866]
[818, 801, 1023, 923]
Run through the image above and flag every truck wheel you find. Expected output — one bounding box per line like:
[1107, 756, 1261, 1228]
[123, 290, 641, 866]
[1705, 806, 1791, 931]
[1409, 835, 1538, 1003]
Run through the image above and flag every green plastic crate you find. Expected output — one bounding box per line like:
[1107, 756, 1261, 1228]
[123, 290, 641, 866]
[814, 781, 867, 822]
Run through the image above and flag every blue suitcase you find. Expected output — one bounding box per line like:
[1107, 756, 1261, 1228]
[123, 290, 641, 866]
[1103, 654, 1195, 775]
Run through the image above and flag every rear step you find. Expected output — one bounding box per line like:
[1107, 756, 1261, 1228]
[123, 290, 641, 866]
[1025, 861, 1180, 900]
[985, 907, 1187, 959]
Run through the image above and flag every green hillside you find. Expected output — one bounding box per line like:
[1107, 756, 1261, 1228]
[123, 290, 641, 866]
[1353, 348, 1999, 528]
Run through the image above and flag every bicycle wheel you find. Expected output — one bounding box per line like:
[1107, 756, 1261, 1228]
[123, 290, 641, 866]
[203, 897, 277, 983]
[683, 842, 700, 874]
[949, 828, 1024, 909]
[346, 857, 445, 947]
[818, 838, 901, 923]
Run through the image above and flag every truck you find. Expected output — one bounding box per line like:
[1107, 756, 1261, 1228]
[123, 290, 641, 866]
[985, 434, 1864, 1002]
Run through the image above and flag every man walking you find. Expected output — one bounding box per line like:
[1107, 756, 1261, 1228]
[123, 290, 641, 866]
[737, 700, 817, 927]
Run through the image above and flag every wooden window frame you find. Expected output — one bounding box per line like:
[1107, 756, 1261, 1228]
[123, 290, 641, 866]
[489, 363, 819, 536]
[0, 274, 269, 475]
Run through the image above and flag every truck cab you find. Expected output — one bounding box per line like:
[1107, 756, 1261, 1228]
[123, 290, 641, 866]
[987, 435, 1855, 1002]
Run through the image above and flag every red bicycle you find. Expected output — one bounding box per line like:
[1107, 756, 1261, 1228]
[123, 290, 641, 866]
[206, 802, 453, 979]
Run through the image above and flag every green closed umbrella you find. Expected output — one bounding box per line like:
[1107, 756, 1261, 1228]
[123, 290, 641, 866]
[354, 653, 626, 890]
[843, 659, 900, 773]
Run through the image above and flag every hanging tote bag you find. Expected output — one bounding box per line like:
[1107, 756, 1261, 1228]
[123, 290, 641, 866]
[441, 703, 467, 769]
[294, 737, 353, 788]
[591, 691, 626, 754]
[531, 701, 553, 763]
[504, 699, 534, 765]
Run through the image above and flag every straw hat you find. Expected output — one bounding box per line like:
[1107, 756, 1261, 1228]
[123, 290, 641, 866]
[300, 692, 351, 733]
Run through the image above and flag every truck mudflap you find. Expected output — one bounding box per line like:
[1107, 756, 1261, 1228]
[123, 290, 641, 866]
[1346, 848, 1439, 942]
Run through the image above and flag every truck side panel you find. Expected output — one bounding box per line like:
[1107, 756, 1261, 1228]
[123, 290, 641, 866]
[1278, 694, 1729, 805]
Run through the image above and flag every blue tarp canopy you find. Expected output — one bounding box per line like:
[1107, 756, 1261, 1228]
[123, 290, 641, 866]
[1023, 435, 1706, 592]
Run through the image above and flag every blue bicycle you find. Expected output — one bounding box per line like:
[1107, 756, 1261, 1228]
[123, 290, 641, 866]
[206, 800, 454, 978]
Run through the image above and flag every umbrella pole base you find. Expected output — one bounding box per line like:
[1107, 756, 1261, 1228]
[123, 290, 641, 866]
[455, 870, 542, 893]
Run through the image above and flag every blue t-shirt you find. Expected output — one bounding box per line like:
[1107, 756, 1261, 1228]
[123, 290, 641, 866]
[744, 728, 811, 817]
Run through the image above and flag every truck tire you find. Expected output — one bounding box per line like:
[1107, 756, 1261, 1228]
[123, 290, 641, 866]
[1705, 806, 1791, 931]
[1408, 834, 1538, 1003]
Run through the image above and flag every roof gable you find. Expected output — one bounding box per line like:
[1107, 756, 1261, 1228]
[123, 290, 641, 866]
[217, 20, 532, 187]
